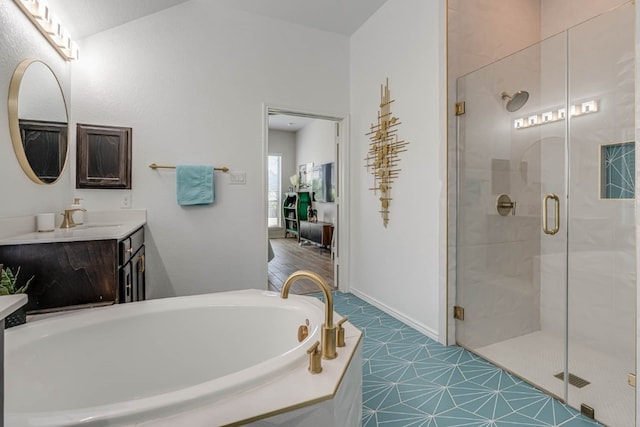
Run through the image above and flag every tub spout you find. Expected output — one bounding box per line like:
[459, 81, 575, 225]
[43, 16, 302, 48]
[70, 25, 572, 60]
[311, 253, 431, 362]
[281, 270, 336, 359]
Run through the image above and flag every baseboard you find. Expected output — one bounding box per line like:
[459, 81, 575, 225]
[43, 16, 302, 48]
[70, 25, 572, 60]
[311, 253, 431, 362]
[349, 288, 439, 342]
[268, 228, 286, 239]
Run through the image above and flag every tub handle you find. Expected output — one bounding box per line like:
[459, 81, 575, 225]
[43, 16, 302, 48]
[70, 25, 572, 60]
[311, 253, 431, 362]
[297, 324, 309, 342]
[336, 317, 348, 348]
[307, 341, 322, 374]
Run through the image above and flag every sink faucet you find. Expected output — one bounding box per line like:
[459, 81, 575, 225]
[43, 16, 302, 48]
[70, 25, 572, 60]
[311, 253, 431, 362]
[60, 208, 87, 229]
[281, 270, 337, 359]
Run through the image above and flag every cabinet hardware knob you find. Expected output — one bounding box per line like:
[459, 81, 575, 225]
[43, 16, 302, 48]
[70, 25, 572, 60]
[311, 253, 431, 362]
[126, 247, 134, 253]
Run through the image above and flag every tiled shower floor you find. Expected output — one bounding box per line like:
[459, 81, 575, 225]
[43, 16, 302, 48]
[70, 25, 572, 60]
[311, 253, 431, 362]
[324, 292, 603, 427]
[477, 331, 633, 427]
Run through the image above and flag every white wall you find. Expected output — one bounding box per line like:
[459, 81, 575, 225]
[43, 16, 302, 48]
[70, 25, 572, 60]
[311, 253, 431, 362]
[0, 2, 72, 220]
[71, 0, 349, 298]
[268, 129, 296, 238]
[349, 0, 446, 340]
[296, 119, 336, 223]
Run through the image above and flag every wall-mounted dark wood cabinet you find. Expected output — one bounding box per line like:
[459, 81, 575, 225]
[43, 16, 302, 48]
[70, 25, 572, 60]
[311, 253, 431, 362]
[76, 123, 131, 189]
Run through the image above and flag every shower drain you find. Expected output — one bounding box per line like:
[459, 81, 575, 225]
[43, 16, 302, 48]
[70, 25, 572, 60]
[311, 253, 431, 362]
[554, 372, 591, 388]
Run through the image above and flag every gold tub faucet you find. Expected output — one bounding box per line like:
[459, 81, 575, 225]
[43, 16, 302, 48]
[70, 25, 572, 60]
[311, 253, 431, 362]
[281, 270, 337, 359]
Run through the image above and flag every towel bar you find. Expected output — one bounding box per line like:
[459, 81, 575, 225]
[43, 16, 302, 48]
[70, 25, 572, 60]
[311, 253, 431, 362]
[149, 163, 229, 173]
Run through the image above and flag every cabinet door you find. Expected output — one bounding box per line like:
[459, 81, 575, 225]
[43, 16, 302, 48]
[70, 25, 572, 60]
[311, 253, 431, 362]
[0, 240, 118, 312]
[299, 221, 310, 240]
[119, 262, 133, 303]
[133, 246, 145, 301]
[76, 123, 132, 189]
[309, 224, 323, 243]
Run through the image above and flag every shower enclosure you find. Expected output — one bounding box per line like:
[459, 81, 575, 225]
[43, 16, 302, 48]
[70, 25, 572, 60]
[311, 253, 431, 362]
[455, 4, 635, 426]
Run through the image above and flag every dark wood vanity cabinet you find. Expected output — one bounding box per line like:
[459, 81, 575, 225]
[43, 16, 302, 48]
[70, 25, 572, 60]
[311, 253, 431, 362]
[0, 227, 145, 313]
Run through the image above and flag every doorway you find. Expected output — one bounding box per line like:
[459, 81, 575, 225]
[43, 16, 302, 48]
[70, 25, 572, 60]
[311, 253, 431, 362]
[454, 4, 635, 426]
[265, 107, 345, 295]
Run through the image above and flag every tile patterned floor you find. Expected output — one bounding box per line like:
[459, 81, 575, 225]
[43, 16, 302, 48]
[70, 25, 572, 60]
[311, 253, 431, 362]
[321, 291, 604, 427]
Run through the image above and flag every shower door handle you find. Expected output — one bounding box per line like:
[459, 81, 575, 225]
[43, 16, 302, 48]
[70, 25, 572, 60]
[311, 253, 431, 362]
[542, 193, 560, 235]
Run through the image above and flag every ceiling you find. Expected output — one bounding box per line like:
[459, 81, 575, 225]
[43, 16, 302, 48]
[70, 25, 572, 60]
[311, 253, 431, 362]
[45, 0, 192, 40]
[44, 0, 389, 40]
[38, 0, 385, 132]
[268, 114, 317, 132]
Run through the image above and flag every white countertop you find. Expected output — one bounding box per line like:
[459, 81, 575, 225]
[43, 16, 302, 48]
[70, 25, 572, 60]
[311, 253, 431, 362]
[0, 294, 27, 320]
[0, 210, 146, 246]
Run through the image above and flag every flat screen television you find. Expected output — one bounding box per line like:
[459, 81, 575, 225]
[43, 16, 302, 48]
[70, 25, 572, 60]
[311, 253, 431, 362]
[311, 162, 335, 203]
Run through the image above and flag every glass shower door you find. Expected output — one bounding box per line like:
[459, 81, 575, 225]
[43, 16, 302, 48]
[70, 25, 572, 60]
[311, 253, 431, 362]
[565, 4, 636, 425]
[455, 30, 569, 400]
[455, 4, 636, 426]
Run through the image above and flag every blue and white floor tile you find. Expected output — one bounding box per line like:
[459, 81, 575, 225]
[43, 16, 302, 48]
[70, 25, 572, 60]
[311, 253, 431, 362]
[319, 292, 603, 427]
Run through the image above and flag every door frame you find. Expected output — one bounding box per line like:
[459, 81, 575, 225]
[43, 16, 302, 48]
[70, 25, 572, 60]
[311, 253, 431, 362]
[262, 103, 350, 292]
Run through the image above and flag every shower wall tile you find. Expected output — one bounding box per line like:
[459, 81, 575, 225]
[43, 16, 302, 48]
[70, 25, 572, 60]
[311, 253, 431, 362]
[541, 249, 636, 358]
[513, 216, 541, 241]
[538, 258, 563, 333]
[491, 158, 511, 194]
[541, 0, 629, 38]
[448, 0, 541, 78]
[457, 276, 540, 348]
[456, 246, 488, 285]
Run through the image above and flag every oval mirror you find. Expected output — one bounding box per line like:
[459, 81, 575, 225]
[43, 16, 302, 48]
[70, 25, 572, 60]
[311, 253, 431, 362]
[8, 59, 69, 184]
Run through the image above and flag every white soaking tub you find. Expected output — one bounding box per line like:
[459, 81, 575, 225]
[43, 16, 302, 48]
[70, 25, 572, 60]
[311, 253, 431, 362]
[4, 289, 362, 427]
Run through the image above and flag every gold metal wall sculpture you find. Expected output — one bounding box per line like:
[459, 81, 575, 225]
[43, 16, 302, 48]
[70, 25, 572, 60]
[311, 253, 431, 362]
[365, 78, 409, 227]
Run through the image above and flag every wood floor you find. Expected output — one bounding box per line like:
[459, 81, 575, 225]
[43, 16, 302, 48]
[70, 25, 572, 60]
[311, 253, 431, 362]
[268, 237, 335, 294]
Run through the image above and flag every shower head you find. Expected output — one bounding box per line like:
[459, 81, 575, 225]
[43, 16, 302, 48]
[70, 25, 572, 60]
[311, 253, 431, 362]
[501, 90, 529, 112]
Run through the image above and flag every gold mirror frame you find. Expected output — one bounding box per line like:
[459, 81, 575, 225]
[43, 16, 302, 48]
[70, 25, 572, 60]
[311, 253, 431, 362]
[7, 59, 69, 185]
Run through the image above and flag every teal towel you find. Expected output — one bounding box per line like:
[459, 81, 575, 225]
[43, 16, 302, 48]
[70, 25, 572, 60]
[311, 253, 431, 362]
[176, 165, 215, 205]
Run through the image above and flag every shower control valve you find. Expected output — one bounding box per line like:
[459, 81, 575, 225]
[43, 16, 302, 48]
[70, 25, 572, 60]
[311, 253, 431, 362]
[496, 194, 516, 216]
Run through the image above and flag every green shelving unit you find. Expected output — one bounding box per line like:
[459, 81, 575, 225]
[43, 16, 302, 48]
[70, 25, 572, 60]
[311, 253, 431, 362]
[283, 193, 299, 239]
[282, 191, 313, 241]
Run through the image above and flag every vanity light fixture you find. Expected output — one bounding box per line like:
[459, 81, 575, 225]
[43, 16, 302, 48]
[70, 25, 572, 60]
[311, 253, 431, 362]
[513, 100, 598, 130]
[13, 0, 79, 61]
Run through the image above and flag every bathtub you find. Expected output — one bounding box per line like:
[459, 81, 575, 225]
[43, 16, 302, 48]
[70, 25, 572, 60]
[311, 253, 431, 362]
[4, 289, 362, 426]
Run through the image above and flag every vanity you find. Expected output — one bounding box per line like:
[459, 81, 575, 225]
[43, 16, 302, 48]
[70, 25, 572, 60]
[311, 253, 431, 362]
[0, 211, 146, 314]
[2, 58, 147, 315]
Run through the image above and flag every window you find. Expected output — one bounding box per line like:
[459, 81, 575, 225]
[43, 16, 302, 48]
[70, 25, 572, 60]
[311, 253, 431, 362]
[268, 155, 282, 227]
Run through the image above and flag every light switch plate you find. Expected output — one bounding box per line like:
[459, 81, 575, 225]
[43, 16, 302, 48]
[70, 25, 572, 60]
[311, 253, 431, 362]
[229, 172, 246, 185]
